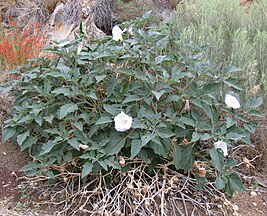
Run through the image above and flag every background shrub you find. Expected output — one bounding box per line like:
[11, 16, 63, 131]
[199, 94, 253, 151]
[174, 0, 267, 100]
[2, 13, 263, 196]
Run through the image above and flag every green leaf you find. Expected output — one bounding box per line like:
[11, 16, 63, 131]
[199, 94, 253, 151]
[131, 139, 142, 158]
[226, 132, 245, 141]
[21, 136, 38, 151]
[51, 87, 71, 96]
[202, 83, 221, 93]
[210, 148, 224, 172]
[2, 127, 16, 143]
[191, 131, 201, 142]
[74, 121, 83, 131]
[178, 117, 195, 126]
[248, 110, 263, 117]
[245, 97, 263, 108]
[215, 175, 225, 190]
[122, 95, 141, 104]
[151, 90, 165, 101]
[173, 144, 194, 173]
[225, 116, 235, 128]
[141, 133, 157, 146]
[44, 114, 54, 124]
[98, 160, 108, 171]
[229, 173, 245, 192]
[20, 163, 41, 172]
[224, 78, 243, 90]
[39, 137, 63, 155]
[132, 118, 147, 129]
[104, 156, 121, 169]
[95, 116, 113, 125]
[103, 104, 119, 116]
[157, 129, 174, 139]
[68, 138, 80, 150]
[81, 162, 93, 178]
[95, 75, 106, 83]
[58, 103, 79, 119]
[201, 133, 212, 141]
[17, 131, 30, 146]
[104, 133, 126, 155]
[87, 90, 98, 100]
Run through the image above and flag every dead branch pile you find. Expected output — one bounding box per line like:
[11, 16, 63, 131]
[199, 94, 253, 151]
[19, 161, 241, 216]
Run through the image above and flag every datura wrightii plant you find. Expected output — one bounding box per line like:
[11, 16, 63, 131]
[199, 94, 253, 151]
[2, 12, 263, 196]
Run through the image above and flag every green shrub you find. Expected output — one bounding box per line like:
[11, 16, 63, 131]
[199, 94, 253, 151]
[174, 0, 267, 99]
[2, 13, 263, 196]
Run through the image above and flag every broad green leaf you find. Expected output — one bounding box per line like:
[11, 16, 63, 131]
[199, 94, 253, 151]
[226, 132, 245, 141]
[68, 138, 80, 150]
[98, 160, 108, 171]
[103, 104, 119, 116]
[20, 163, 41, 172]
[44, 114, 54, 124]
[132, 118, 147, 129]
[104, 133, 126, 155]
[141, 133, 157, 146]
[215, 175, 225, 190]
[228, 173, 245, 192]
[95, 75, 106, 83]
[95, 116, 113, 125]
[51, 87, 71, 96]
[131, 139, 142, 158]
[210, 148, 224, 172]
[178, 117, 195, 126]
[201, 133, 212, 141]
[81, 162, 93, 178]
[74, 121, 83, 131]
[224, 78, 243, 90]
[58, 103, 78, 119]
[2, 127, 16, 143]
[17, 131, 30, 146]
[248, 110, 263, 117]
[39, 137, 63, 155]
[21, 136, 38, 151]
[191, 131, 200, 142]
[157, 129, 174, 139]
[87, 90, 98, 100]
[104, 156, 121, 169]
[225, 116, 235, 128]
[155, 55, 174, 64]
[202, 83, 221, 93]
[173, 144, 194, 173]
[245, 97, 263, 108]
[122, 95, 141, 104]
[151, 90, 165, 101]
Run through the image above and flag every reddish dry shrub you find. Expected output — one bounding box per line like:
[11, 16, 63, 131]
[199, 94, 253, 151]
[0, 21, 45, 70]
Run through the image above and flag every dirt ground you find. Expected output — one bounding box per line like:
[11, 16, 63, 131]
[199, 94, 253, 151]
[0, 110, 266, 215]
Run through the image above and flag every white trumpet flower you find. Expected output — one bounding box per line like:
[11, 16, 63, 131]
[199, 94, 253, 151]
[225, 93, 240, 109]
[112, 25, 124, 41]
[114, 111, 133, 132]
[214, 141, 228, 156]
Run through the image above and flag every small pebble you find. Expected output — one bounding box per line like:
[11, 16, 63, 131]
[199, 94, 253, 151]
[252, 202, 257, 206]
[250, 191, 257, 196]
[3, 152, 7, 156]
